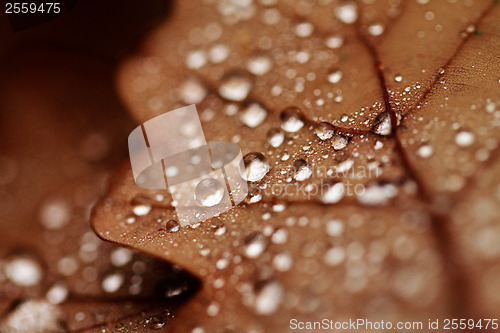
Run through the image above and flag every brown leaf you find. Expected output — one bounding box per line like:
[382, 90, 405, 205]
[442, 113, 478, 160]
[93, 0, 500, 332]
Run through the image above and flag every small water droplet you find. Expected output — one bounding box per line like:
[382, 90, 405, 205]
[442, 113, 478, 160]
[324, 246, 346, 266]
[131, 196, 152, 216]
[326, 219, 344, 237]
[315, 122, 335, 140]
[240, 102, 268, 128]
[246, 184, 263, 204]
[179, 78, 208, 104]
[243, 232, 268, 259]
[335, 1, 358, 24]
[280, 107, 305, 132]
[46, 283, 68, 304]
[186, 50, 207, 69]
[195, 178, 225, 207]
[321, 182, 345, 204]
[368, 22, 384, 36]
[327, 68, 343, 84]
[102, 273, 124, 293]
[165, 219, 180, 233]
[208, 44, 229, 63]
[273, 252, 292, 271]
[325, 34, 344, 49]
[294, 22, 314, 37]
[219, 72, 252, 101]
[267, 128, 285, 148]
[455, 131, 475, 147]
[271, 228, 288, 244]
[394, 74, 403, 82]
[247, 54, 273, 76]
[417, 144, 433, 158]
[243, 152, 271, 182]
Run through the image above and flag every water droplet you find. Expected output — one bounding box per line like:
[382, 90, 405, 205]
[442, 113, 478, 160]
[252, 280, 283, 315]
[132, 196, 152, 216]
[372, 112, 392, 136]
[327, 68, 343, 84]
[394, 74, 403, 82]
[280, 107, 305, 132]
[417, 144, 433, 158]
[247, 54, 273, 76]
[293, 159, 313, 181]
[5, 256, 43, 287]
[325, 34, 344, 49]
[294, 22, 314, 37]
[46, 283, 68, 304]
[455, 131, 475, 147]
[335, 1, 358, 24]
[179, 78, 208, 104]
[186, 50, 207, 69]
[273, 253, 292, 271]
[102, 273, 124, 293]
[357, 183, 397, 205]
[246, 184, 263, 204]
[195, 178, 225, 207]
[321, 182, 345, 204]
[110, 248, 133, 267]
[166, 219, 180, 233]
[324, 246, 346, 266]
[219, 72, 252, 101]
[39, 199, 71, 230]
[315, 122, 335, 140]
[271, 228, 288, 244]
[243, 232, 268, 259]
[242, 152, 271, 182]
[207, 301, 220, 317]
[240, 102, 268, 128]
[326, 219, 344, 237]
[208, 44, 229, 63]
[368, 22, 384, 36]
[332, 134, 348, 150]
[1, 300, 65, 332]
[267, 128, 285, 148]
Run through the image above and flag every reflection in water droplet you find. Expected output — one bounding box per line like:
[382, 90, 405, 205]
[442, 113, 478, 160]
[247, 54, 273, 76]
[246, 184, 263, 204]
[252, 280, 283, 315]
[166, 219, 180, 233]
[293, 159, 313, 181]
[321, 182, 345, 204]
[327, 68, 343, 84]
[455, 131, 475, 147]
[219, 72, 252, 101]
[243, 232, 268, 259]
[267, 128, 285, 148]
[195, 178, 225, 207]
[132, 196, 152, 216]
[179, 78, 208, 104]
[240, 102, 268, 128]
[280, 107, 305, 132]
[315, 122, 335, 140]
[243, 153, 271, 182]
[335, 1, 358, 24]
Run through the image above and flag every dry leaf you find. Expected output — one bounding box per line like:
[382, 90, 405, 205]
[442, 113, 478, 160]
[92, 0, 500, 332]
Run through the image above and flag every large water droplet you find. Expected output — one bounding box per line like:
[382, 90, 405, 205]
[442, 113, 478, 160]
[243, 153, 271, 182]
[267, 128, 285, 148]
[293, 158, 313, 181]
[280, 107, 305, 132]
[240, 102, 268, 128]
[1, 300, 65, 333]
[247, 54, 273, 76]
[165, 219, 180, 233]
[219, 72, 252, 101]
[335, 1, 358, 24]
[327, 68, 343, 83]
[243, 232, 268, 259]
[252, 280, 283, 315]
[455, 130, 475, 147]
[332, 134, 348, 150]
[372, 112, 392, 136]
[195, 178, 225, 207]
[315, 122, 335, 140]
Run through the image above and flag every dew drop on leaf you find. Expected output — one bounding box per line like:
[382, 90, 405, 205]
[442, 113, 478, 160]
[165, 219, 180, 233]
[293, 158, 313, 181]
[195, 178, 225, 207]
[131, 196, 152, 216]
[243, 232, 268, 259]
[247, 54, 273, 76]
[218, 72, 252, 101]
[315, 122, 335, 140]
[267, 128, 285, 148]
[179, 78, 208, 104]
[455, 130, 475, 147]
[334, 1, 358, 24]
[327, 68, 343, 84]
[280, 107, 305, 132]
[332, 134, 348, 150]
[321, 181, 345, 204]
[252, 280, 283, 315]
[240, 102, 268, 128]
